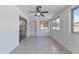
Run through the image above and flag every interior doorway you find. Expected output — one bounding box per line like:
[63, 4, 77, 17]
[19, 16, 27, 42]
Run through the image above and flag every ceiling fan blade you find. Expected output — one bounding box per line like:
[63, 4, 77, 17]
[36, 6, 41, 13]
[40, 13, 45, 17]
[35, 13, 37, 16]
[29, 11, 36, 13]
[41, 11, 48, 13]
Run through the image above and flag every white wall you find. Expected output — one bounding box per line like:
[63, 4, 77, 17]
[50, 6, 79, 53]
[0, 5, 27, 54]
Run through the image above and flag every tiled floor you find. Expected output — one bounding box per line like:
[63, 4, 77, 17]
[11, 37, 71, 54]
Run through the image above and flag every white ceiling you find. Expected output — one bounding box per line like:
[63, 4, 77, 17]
[17, 5, 70, 20]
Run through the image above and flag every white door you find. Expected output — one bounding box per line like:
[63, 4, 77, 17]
[29, 20, 37, 37]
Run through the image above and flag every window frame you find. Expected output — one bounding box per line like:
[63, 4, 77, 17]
[71, 6, 79, 33]
[51, 16, 60, 31]
[40, 21, 49, 30]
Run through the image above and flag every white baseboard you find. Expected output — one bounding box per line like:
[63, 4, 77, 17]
[8, 43, 19, 54]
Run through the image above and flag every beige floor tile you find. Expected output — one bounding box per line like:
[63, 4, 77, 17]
[10, 37, 71, 54]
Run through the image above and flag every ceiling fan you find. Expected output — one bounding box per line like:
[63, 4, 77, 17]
[29, 6, 48, 17]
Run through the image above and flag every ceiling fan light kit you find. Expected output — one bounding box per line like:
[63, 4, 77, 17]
[37, 13, 40, 16]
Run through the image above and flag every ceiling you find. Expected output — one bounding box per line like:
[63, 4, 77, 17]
[17, 5, 71, 20]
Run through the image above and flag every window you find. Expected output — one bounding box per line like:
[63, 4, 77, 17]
[40, 21, 49, 30]
[72, 7, 79, 33]
[51, 17, 60, 30]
